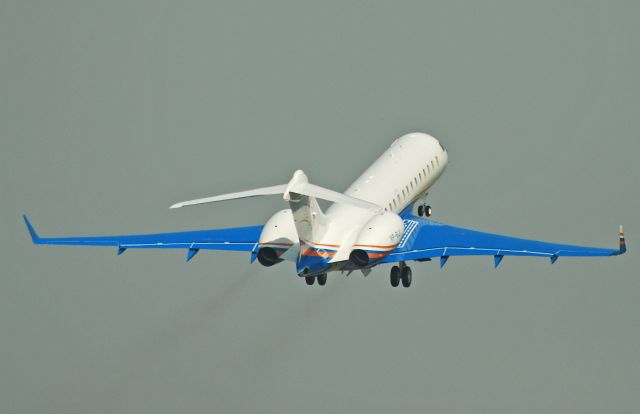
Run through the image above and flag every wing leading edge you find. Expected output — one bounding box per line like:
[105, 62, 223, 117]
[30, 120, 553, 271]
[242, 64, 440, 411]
[23, 215, 262, 261]
[383, 216, 626, 267]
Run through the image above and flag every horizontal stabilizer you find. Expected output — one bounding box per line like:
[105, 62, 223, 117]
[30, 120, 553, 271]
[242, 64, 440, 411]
[170, 185, 287, 209]
[287, 182, 380, 211]
[170, 170, 382, 212]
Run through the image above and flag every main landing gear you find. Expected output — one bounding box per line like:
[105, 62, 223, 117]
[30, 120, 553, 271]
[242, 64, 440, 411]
[305, 274, 327, 286]
[417, 204, 432, 217]
[390, 262, 412, 288]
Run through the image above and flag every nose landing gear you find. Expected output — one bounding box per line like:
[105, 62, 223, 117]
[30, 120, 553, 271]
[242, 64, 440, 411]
[304, 273, 327, 286]
[390, 262, 412, 288]
[417, 204, 432, 217]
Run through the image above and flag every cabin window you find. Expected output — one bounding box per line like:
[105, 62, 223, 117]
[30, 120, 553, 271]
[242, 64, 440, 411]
[414, 177, 418, 185]
[427, 165, 431, 174]
[436, 156, 439, 165]
[431, 160, 435, 169]
[406, 185, 410, 195]
[397, 194, 401, 204]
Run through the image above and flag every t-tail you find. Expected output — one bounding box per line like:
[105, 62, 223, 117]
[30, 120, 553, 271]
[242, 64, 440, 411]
[170, 170, 383, 273]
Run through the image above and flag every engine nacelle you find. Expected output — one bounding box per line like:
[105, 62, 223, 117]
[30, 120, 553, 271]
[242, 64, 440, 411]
[349, 212, 404, 266]
[256, 247, 282, 267]
[256, 209, 298, 266]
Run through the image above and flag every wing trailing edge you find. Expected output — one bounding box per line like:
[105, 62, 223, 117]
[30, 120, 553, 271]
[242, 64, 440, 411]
[382, 217, 627, 265]
[22, 213, 263, 257]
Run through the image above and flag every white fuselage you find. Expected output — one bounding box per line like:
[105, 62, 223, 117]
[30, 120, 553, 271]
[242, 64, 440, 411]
[258, 132, 448, 270]
[325, 132, 448, 260]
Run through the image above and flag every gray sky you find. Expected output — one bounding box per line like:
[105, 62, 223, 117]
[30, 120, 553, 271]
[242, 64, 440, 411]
[1, 1, 638, 413]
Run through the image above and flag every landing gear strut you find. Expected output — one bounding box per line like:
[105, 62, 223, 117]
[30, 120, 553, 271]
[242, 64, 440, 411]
[390, 262, 412, 288]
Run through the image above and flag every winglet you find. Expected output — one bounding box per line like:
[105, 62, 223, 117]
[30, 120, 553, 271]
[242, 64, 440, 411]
[618, 225, 626, 255]
[22, 214, 41, 244]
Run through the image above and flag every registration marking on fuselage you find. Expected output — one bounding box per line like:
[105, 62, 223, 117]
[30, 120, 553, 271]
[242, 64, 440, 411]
[399, 219, 419, 248]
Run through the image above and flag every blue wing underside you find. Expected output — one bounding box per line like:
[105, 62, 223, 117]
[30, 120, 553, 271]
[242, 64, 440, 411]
[23, 215, 262, 253]
[382, 216, 623, 264]
[24, 214, 623, 265]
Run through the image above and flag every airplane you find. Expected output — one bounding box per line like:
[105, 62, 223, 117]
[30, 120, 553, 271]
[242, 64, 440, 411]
[23, 132, 626, 287]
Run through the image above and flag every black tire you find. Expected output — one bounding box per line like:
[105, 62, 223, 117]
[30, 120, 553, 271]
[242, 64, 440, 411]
[417, 205, 424, 217]
[401, 266, 412, 288]
[305, 276, 315, 285]
[317, 274, 327, 286]
[425, 205, 432, 217]
[390, 266, 400, 287]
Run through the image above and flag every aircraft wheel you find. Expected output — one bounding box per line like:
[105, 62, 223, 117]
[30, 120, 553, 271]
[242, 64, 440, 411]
[305, 276, 315, 285]
[390, 266, 400, 287]
[401, 266, 412, 288]
[317, 274, 327, 286]
[417, 205, 424, 217]
[424, 205, 432, 217]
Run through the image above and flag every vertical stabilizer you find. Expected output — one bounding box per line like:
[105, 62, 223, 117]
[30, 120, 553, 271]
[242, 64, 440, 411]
[283, 170, 326, 243]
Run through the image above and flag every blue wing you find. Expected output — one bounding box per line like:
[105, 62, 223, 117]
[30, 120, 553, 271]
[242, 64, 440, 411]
[382, 215, 626, 266]
[23, 215, 262, 260]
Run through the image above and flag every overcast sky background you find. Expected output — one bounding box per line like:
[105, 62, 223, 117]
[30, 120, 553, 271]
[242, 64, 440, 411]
[1, 1, 638, 413]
